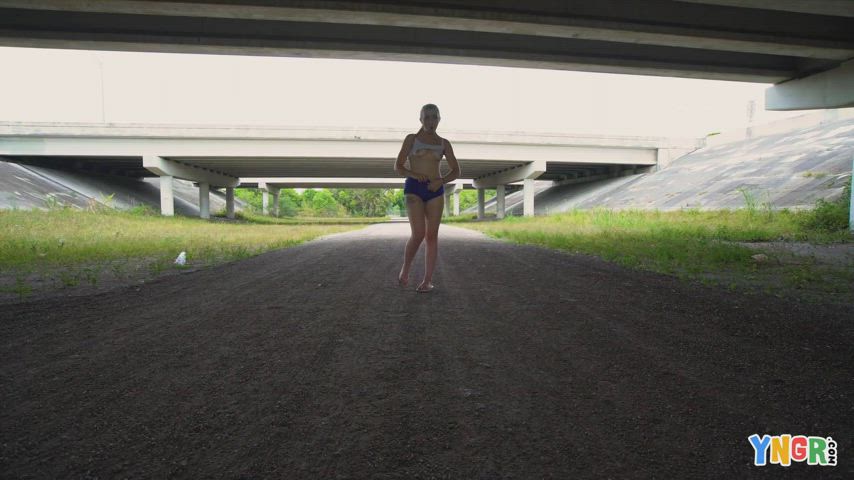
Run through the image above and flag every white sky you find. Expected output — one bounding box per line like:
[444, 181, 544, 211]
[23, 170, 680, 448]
[0, 46, 806, 138]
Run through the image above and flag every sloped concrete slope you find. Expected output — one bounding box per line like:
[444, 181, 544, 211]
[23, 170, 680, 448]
[467, 118, 853, 215]
[0, 160, 244, 216]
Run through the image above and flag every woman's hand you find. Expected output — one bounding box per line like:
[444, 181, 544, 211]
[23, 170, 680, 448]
[410, 172, 429, 182]
[427, 178, 443, 192]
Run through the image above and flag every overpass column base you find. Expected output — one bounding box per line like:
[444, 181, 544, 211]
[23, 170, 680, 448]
[226, 187, 235, 219]
[453, 188, 460, 216]
[523, 178, 535, 217]
[496, 185, 506, 219]
[261, 189, 269, 215]
[159, 175, 174, 216]
[443, 190, 451, 217]
[850, 157, 853, 234]
[477, 188, 485, 220]
[199, 182, 210, 219]
[271, 188, 281, 217]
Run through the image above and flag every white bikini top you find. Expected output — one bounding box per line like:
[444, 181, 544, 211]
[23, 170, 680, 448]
[409, 136, 444, 158]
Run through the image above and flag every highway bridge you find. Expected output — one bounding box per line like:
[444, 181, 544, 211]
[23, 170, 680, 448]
[0, 0, 851, 109]
[0, 122, 699, 218]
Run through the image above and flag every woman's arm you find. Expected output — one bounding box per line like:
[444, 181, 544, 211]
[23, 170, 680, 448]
[394, 134, 416, 177]
[439, 139, 461, 184]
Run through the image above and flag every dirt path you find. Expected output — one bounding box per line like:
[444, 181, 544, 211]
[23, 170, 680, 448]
[1, 221, 851, 479]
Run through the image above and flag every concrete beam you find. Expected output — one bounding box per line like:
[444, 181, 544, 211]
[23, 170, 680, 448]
[142, 155, 239, 187]
[4, 0, 851, 61]
[473, 160, 547, 189]
[765, 59, 854, 110]
[674, 0, 854, 18]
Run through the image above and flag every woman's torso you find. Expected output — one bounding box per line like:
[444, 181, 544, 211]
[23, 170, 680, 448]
[407, 133, 444, 178]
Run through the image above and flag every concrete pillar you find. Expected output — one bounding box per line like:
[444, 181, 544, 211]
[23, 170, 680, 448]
[850, 157, 853, 234]
[159, 175, 174, 216]
[496, 184, 506, 219]
[476, 188, 485, 220]
[453, 188, 460, 216]
[443, 191, 451, 217]
[272, 188, 281, 217]
[199, 182, 210, 219]
[262, 189, 269, 215]
[523, 177, 535, 217]
[226, 187, 235, 219]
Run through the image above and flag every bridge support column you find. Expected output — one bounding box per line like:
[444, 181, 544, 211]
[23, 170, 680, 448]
[442, 184, 456, 217]
[850, 157, 853, 234]
[453, 188, 460, 216]
[226, 187, 235, 219]
[261, 188, 269, 215]
[477, 188, 485, 220]
[496, 185, 506, 219]
[523, 178, 535, 217]
[199, 182, 210, 219]
[159, 175, 174, 217]
[271, 188, 281, 217]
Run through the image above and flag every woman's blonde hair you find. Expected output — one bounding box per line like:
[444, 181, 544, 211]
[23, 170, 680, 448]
[420, 103, 440, 121]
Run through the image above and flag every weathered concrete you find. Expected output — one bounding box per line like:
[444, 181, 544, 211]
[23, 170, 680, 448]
[225, 187, 235, 219]
[0, 159, 244, 216]
[766, 59, 854, 110]
[1, 0, 852, 91]
[160, 175, 174, 217]
[0, 123, 689, 183]
[198, 182, 210, 219]
[466, 116, 854, 216]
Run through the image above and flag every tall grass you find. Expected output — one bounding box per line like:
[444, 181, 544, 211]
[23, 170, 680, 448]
[0, 208, 367, 270]
[454, 189, 853, 302]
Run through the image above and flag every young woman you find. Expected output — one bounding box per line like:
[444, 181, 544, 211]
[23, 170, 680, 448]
[394, 104, 461, 293]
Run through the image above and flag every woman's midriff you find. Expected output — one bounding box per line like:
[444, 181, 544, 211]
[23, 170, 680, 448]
[407, 150, 442, 180]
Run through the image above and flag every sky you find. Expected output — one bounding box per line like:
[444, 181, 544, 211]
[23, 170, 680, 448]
[0, 46, 807, 138]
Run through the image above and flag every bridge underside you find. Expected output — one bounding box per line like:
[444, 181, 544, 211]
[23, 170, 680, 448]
[0, 122, 700, 218]
[2, 155, 640, 182]
[0, 0, 852, 108]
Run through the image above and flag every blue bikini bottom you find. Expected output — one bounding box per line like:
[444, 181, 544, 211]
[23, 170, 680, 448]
[404, 176, 444, 202]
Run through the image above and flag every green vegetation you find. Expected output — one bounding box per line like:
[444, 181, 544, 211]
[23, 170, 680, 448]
[0, 206, 370, 299]
[234, 186, 495, 218]
[452, 176, 853, 303]
[235, 187, 404, 217]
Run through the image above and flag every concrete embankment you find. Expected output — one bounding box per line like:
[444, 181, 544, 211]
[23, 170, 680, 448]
[468, 111, 854, 215]
[0, 160, 242, 216]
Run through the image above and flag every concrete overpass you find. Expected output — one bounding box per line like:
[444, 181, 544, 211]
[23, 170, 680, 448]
[0, 122, 700, 218]
[0, 0, 852, 109]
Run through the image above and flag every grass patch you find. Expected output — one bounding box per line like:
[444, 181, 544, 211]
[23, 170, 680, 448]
[225, 210, 389, 225]
[0, 209, 368, 285]
[452, 189, 853, 303]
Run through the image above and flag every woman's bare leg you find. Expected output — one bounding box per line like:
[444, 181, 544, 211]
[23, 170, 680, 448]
[419, 193, 444, 290]
[400, 194, 425, 286]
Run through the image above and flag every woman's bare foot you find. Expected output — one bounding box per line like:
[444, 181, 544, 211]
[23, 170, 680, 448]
[398, 267, 409, 287]
[416, 281, 434, 293]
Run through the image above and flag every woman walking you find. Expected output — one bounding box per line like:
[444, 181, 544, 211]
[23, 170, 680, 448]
[394, 104, 461, 293]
